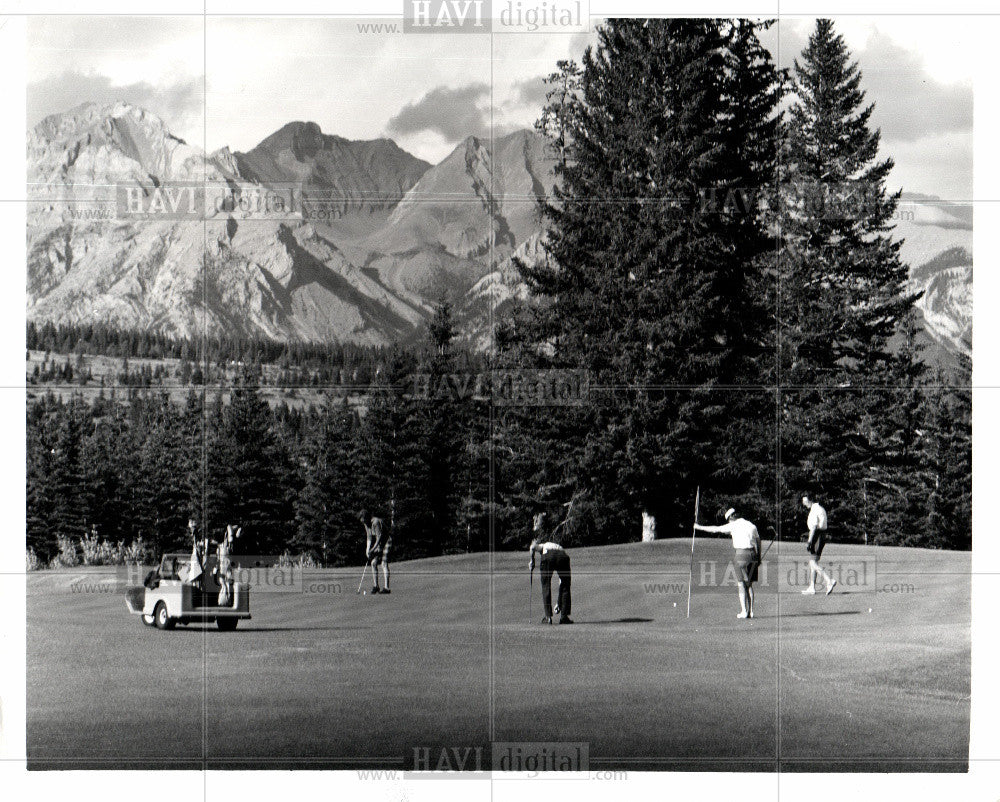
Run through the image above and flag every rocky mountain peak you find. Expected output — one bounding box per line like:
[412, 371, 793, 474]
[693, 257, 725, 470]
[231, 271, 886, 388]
[25, 105, 972, 362]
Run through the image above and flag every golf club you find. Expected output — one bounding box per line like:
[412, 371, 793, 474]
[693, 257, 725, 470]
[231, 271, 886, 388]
[759, 525, 778, 562]
[356, 562, 369, 594]
[528, 564, 534, 622]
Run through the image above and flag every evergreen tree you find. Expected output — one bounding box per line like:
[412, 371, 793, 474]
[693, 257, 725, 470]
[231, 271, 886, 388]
[79, 401, 136, 545]
[180, 388, 207, 532]
[26, 397, 62, 558]
[132, 393, 197, 553]
[718, 18, 784, 379]
[415, 299, 474, 554]
[857, 309, 927, 544]
[918, 357, 971, 549]
[777, 18, 920, 539]
[49, 396, 91, 542]
[503, 19, 782, 538]
[208, 368, 293, 553]
[294, 398, 363, 565]
[535, 59, 583, 172]
[357, 362, 429, 558]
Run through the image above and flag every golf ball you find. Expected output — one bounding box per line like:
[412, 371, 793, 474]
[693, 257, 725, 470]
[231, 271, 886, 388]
[363, 591, 367, 596]
[868, 608, 872, 613]
[673, 602, 677, 607]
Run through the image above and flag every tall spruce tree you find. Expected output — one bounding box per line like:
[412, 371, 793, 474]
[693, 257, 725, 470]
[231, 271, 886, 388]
[357, 352, 439, 560]
[207, 368, 293, 553]
[130, 393, 197, 553]
[713, 19, 784, 521]
[504, 19, 782, 537]
[718, 18, 784, 378]
[919, 357, 971, 549]
[535, 59, 583, 173]
[294, 397, 363, 564]
[777, 18, 920, 539]
[420, 300, 470, 554]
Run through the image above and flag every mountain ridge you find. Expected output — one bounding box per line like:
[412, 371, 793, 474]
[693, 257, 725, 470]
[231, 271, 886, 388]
[233, 120, 432, 215]
[26, 101, 971, 362]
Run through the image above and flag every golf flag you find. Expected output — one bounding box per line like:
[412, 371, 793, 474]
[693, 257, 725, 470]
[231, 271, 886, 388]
[687, 486, 699, 618]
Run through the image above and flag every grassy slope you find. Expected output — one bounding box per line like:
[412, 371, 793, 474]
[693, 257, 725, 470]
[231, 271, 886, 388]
[27, 539, 969, 771]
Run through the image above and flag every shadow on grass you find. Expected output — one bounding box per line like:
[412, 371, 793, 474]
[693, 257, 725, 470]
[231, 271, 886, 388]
[164, 625, 368, 633]
[770, 611, 862, 618]
[585, 617, 655, 625]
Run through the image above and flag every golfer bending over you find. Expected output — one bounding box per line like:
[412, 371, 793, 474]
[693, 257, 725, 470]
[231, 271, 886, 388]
[529, 512, 572, 624]
[362, 509, 391, 595]
[801, 493, 836, 595]
[694, 507, 761, 619]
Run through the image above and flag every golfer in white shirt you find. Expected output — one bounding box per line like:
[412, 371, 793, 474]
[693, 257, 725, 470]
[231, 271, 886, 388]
[802, 494, 836, 595]
[694, 507, 762, 619]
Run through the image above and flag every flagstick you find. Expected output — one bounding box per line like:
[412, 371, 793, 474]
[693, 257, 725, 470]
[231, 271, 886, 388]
[687, 486, 700, 618]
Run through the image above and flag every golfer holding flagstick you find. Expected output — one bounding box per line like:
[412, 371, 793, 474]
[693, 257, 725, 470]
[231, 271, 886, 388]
[693, 507, 762, 619]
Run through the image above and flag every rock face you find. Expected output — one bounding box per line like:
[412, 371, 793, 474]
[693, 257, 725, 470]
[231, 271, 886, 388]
[29, 101, 220, 192]
[234, 121, 431, 215]
[27, 103, 438, 344]
[26, 102, 972, 363]
[27, 102, 556, 346]
[458, 232, 545, 351]
[360, 130, 555, 301]
[893, 195, 972, 361]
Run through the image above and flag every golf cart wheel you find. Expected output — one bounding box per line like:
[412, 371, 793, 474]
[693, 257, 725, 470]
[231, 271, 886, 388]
[141, 614, 154, 627]
[217, 617, 238, 631]
[154, 602, 174, 630]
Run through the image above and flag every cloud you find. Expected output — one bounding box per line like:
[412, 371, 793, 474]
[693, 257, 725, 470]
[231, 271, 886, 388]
[568, 30, 594, 58]
[28, 16, 201, 56]
[855, 32, 972, 143]
[513, 76, 548, 111]
[28, 71, 203, 137]
[385, 83, 491, 142]
[886, 130, 972, 200]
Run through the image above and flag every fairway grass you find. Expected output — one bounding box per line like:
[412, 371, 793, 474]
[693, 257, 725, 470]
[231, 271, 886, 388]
[27, 539, 970, 771]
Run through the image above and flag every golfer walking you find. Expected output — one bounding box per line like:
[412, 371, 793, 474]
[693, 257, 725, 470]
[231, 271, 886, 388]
[694, 507, 761, 619]
[362, 510, 391, 595]
[528, 511, 572, 624]
[801, 493, 836, 595]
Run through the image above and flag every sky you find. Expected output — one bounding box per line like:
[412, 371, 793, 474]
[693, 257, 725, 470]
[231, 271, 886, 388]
[27, 16, 974, 199]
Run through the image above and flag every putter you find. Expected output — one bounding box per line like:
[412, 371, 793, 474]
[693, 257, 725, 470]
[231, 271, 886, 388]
[356, 562, 369, 594]
[759, 526, 779, 562]
[528, 566, 533, 622]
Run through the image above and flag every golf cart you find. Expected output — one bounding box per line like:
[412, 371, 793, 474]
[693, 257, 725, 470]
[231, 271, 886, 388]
[125, 552, 250, 630]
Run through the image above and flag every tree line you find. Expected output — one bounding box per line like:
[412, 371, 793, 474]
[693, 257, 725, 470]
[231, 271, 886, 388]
[27, 306, 495, 564]
[27, 320, 407, 380]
